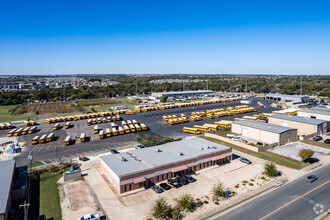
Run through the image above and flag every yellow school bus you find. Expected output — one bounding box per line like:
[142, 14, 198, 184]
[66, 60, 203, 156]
[163, 116, 168, 121]
[112, 116, 117, 121]
[46, 133, 55, 142]
[140, 123, 147, 131]
[50, 118, 56, 123]
[99, 130, 105, 139]
[206, 114, 214, 119]
[80, 133, 86, 142]
[203, 124, 218, 131]
[45, 119, 51, 123]
[183, 127, 201, 134]
[14, 128, 23, 136]
[112, 127, 118, 136]
[60, 117, 66, 122]
[102, 118, 107, 123]
[87, 119, 92, 126]
[107, 116, 112, 122]
[116, 115, 121, 121]
[5, 122, 12, 129]
[106, 128, 112, 137]
[134, 124, 141, 131]
[7, 129, 16, 136]
[32, 136, 39, 145]
[121, 121, 127, 126]
[129, 124, 136, 132]
[39, 134, 47, 144]
[97, 118, 102, 123]
[92, 119, 96, 124]
[127, 120, 132, 125]
[193, 125, 208, 132]
[28, 126, 37, 134]
[22, 127, 30, 135]
[94, 125, 99, 134]
[118, 126, 125, 134]
[53, 123, 60, 130]
[65, 122, 71, 129]
[123, 125, 130, 133]
[64, 136, 71, 145]
[23, 121, 30, 126]
[132, 119, 138, 125]
[29, 120, 37, 125]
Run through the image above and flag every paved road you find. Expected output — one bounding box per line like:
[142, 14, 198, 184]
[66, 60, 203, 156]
[214, 165, 330, 220]
[6, 98, 276, 165]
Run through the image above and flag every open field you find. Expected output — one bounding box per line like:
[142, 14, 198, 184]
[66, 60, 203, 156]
[0, 105, 32, 123]
[78, 97, 139, 111]
[203, 136, 309, 170]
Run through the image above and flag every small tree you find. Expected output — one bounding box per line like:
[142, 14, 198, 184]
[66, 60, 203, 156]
[264, 162, 278, 177]
[160, 94, 168, 103]
[211, 181, 226, 203]
[174, 193, 195, 212]
[151, 198, 172, 220]
[299, 149, 314, 162]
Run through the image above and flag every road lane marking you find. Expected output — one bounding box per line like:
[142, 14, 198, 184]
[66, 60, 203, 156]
[259, 180, 330, 220]
[46, 141, 55, 151]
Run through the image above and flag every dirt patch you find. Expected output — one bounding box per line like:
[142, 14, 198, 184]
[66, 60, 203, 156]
[59, 180, 99, 220]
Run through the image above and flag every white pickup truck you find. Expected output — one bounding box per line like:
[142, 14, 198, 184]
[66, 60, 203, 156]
[78, 213, 100, 220]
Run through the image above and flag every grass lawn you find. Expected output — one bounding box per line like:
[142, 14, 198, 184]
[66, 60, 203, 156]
[0, 105, 31, 123]
[79, 97, 139, 112]
[17, 161, 45, 168]
[38, 169, 68, 220]
[203, 136, 309, 170]
[301, 140, 330, 150]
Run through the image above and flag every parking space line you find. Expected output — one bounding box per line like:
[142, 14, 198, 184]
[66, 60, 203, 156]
[91, 134, 94, 142]
[32, 144, 39, 151]
[46, 141, 55, 151]
[54, 136, 64, 149]
[37, 144, 46, 152]
[48, 159, 53, 163]
[69, 154, 74, 158]
[94, 149, 102, 152]
[102, 148, 108, 150]
[62, 156, 69, 161]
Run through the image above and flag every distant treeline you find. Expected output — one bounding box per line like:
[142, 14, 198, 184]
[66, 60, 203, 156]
[0, 76, 329, 105]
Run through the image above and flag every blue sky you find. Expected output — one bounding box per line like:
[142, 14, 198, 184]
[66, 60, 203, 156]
[0, 0, 330, 75]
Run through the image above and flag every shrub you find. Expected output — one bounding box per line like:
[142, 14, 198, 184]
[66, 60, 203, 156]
[174, 193, 195, 212]
[264, 162, 279, 177]
[151, 198, 172, 220]
[243, 180, 248, 184]
[251, 179, 255, 182]
[235, 184, 239, 188]
[261, 176, 266, 180]
[215, 201, 220, 205]
[249, 183, 254, 186]
[299, 149, 315, 162]
[211, 181, 226, 203]
[204, 200, 209, 204]
[171, 208, 181, 220]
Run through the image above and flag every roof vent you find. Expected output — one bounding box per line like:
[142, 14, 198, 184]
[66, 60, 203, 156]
[180, 152, 184, 156]
[201, 147, 204, 150]
[156, 149, 162, 153]
[121, 157, 128, 162]
[207, 146, 211, 149]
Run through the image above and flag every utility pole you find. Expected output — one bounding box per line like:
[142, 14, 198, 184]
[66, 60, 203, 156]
[136, 80, 138, 95]
[300, 76, 302, 95]
[182, 78, 185, 91]
[63, 86, 65, 101]
[206, 79, 209, 90]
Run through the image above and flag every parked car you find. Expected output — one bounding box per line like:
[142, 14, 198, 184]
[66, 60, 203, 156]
[307, 175, 318, 183]
[159, 183, 172, 190]
[240, 157, 252, 164]
[313, 136, 323, 141]
[176, 176, 189, 185]
[38, 215, 46, 220]
[78, 213, 100, 220]
[110, 149, 119, 154]
[185, 175, 196, 183]
[151, 185, 164, 193]
[232, 136, 241, 141]
[226, 134, 235, 139]
[167, 179, 182, 188]
[324, 139, 330, 144]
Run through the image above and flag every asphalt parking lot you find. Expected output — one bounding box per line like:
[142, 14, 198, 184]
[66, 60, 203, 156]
[2, 97, 276, 165]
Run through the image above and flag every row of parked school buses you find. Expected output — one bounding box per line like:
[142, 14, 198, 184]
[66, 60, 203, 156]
[183, 120, 233, 134]
[0, 122, 12, 130]
[95, 120, 148, 139]
[163, 114, 190, 125]
[23, 120, 37, 126]
[8, 126, 37, 137]
[135, 97, 242, 112]
[32, 132, 55, 144]
[44, 112, 114, 124]
[86, 115, 121, 125]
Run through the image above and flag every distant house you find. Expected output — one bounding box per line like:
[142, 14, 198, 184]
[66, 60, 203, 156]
[150, 90, 214, 100]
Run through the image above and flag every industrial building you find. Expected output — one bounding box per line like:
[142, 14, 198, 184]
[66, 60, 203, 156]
[0, 160, 15, 220]
[268, 114, 327, 139]
[297, 107, 330, 131]
[232, 120, 298, 146]
[265, 94, 309, 104]
[99, 138, 232, 193]
[150, 90, 214, 100]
